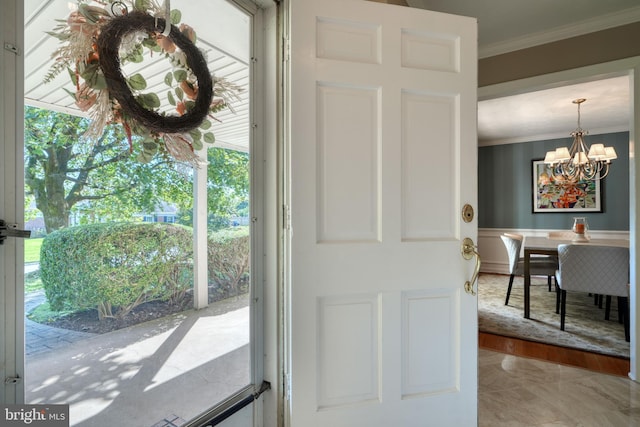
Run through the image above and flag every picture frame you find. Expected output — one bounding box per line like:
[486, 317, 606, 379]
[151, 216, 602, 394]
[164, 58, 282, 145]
[532, 160, 602, 213]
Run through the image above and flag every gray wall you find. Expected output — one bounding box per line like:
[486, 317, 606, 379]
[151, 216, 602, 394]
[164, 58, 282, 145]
[478, 131, 629, 230]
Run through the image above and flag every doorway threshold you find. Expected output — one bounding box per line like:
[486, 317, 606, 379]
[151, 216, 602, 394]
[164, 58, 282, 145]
[479, 331, 630, 377]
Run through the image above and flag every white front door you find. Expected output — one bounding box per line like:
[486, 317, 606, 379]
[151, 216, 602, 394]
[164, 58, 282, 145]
[286, 0, 478, 425]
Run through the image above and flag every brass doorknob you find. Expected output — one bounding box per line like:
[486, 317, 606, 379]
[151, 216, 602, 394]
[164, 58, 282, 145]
[461, 237, 480, 295]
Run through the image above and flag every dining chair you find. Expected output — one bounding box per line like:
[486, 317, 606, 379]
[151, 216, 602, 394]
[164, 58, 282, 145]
[555, 244, 630, 341]
[550, 228, 605, 308]
[550, 227, 603, 308]
[500, 233, 558, 306]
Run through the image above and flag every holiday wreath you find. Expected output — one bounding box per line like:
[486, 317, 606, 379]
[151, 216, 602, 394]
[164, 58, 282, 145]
[44, 0, 241, 165]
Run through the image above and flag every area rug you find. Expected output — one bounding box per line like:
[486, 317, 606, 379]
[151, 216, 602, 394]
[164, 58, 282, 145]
[478, 273, 629, 358]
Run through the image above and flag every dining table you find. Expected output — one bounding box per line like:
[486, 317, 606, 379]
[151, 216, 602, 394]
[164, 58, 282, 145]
[522, 235, 630, 319]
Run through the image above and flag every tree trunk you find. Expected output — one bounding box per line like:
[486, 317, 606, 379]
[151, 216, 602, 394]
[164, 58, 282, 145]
[29, 146, 72, 234]
[41, 197, 70, 233]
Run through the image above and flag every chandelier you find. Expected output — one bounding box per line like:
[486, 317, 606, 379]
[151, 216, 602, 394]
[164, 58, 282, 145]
[543, 98, 617, 182]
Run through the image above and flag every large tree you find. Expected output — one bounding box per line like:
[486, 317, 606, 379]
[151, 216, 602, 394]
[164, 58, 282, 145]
[171, 149, 250, 230]
[24, 106, 249, 233]
[207, 148, 249, 219]
[25, 107, 249, 233]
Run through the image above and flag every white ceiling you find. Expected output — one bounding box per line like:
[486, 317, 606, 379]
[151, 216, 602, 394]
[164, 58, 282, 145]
[407, 0, 639, 145]
[478, 75, 631, 145]
[407, 0, 640, 58]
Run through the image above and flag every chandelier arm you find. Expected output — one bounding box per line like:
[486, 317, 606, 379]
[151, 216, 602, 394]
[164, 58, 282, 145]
[548, 166, 565, 182]
[598, 163, 611, 179]
[583, 166, 599, 181]
[556, 162, 579, 184]
[568, 135, 581, 155]
[583, 160, 599, 179]
[578, 133, 590, 156]
[591, 159, 609, 180]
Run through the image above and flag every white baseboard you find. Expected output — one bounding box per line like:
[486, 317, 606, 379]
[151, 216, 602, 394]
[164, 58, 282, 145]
[479, 261, 508, 275]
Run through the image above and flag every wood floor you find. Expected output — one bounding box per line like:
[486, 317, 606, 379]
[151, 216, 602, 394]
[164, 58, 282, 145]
[479, 331, 630, 377]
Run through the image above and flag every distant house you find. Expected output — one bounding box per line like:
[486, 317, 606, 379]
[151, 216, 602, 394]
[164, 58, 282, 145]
[24, 217, 46, 237]
[230, 216, 250, 227]
[137, 202, 178, 223]
[27, 201, 251, 235]
[26, 202, 179, 237]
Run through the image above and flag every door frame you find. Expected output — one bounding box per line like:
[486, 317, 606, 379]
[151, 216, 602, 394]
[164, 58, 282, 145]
[478, 56, 640, 380]
[1, 0, 25, 404]
[1, 1, 279, 419]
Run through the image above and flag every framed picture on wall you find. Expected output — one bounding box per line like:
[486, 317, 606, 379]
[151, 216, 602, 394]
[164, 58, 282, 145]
[532, 160, 602, 213]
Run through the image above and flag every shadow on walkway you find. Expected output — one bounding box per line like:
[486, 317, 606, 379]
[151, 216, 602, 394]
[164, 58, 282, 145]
[26, 294, 250, 426]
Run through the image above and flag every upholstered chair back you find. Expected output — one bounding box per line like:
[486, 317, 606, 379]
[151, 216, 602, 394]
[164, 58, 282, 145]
[500, 233, 523, 275]
[556, 244, 629, 296]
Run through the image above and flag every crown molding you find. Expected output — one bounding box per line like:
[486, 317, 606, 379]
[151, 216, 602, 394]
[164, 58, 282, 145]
[478, 125, 630, 147]
[479, 6, 640, 59]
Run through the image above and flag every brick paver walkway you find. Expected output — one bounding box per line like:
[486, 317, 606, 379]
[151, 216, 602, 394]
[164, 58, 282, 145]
[25, 289, 95, 356]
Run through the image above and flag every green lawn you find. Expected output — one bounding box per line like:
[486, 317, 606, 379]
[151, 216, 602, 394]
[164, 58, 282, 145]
[24, 238, 44, 293]
[25, 237, 43, 263]
[24, 271, 43, 293]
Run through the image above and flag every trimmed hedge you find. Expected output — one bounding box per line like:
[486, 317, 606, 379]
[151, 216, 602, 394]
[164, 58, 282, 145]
[40, 222, 193, 319]
[208, 227, 250, 299]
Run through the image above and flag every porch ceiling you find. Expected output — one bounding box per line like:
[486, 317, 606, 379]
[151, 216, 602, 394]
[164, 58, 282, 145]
[24, 0, 250, 152]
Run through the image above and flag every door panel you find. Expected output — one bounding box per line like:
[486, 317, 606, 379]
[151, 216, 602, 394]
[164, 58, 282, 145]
[401, 91, 458, 240]
[317, 83, 380, 243]
[317, 294, 380, 409]
[287, 0, 478, 425]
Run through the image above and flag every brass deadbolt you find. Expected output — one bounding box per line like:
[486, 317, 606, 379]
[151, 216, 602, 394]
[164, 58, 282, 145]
[462, 204, 474, 223]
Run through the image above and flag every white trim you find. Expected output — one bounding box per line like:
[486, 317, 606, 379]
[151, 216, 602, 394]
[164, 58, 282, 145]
[479, 125, 630, 147]
[248, 2, 267, 421]
[193, 148, 209, 310]
[479, 66, 633, 103]
[629, 61, 639, 382]
[256, 1, 280, 426]
[1, 0, 25, 404]
[478, 126, 629, 147]
[25, 98, 86, 118]
[479, 6, 640, 59]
